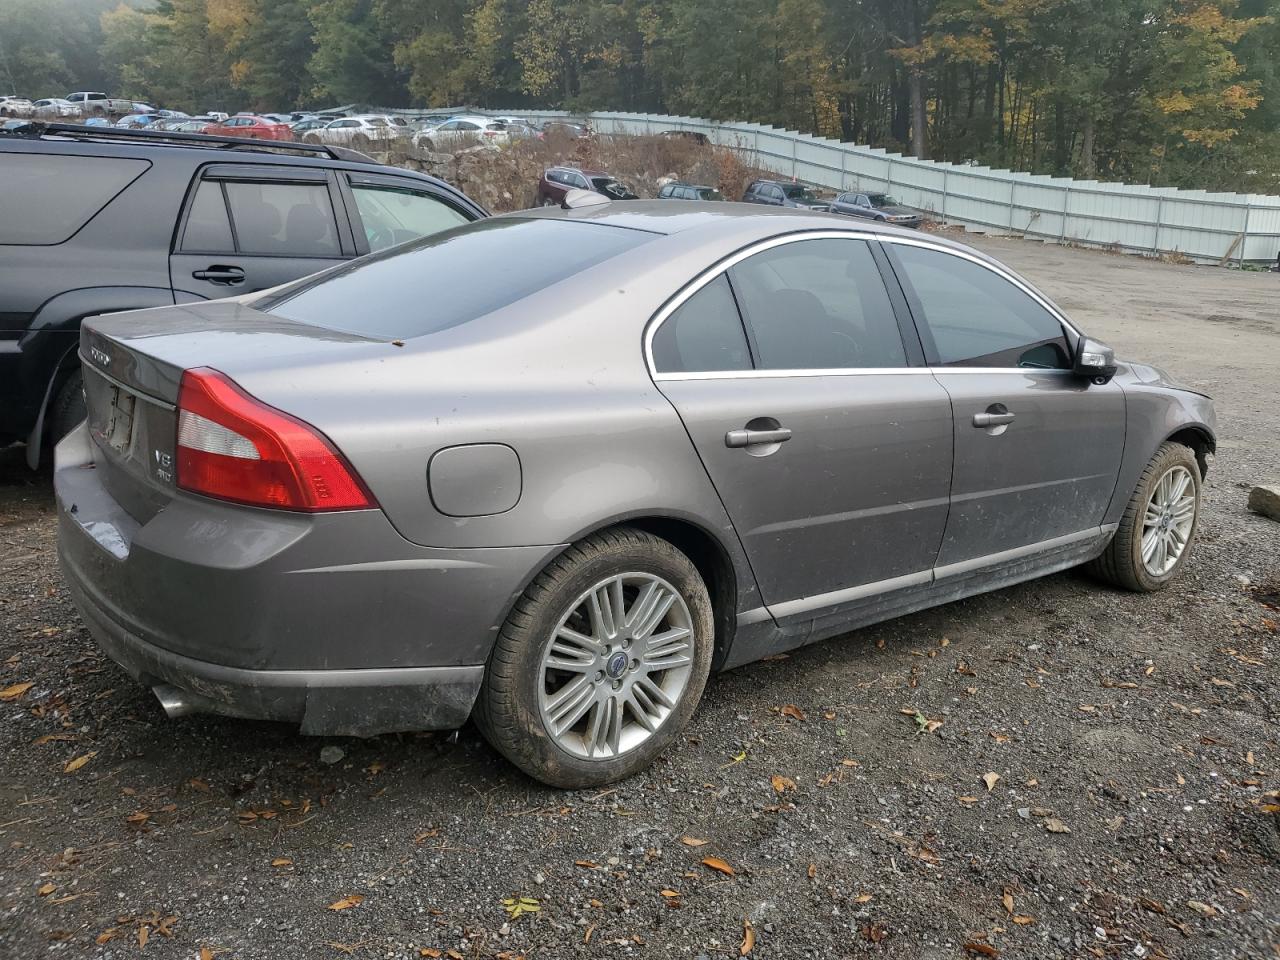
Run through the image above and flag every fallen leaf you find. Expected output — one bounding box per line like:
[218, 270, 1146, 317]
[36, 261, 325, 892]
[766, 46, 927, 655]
[138, 926, 149, 949]
[1209, 677, 1234, 688]
[1186, 900, 1216, 918]
[770, 775, 797, 794]
[852, 893, 873, 904]
[863, 923, 888, 943]
[957, 795, 980, 804]
[1078, 704, 1096, 712]
[502, 896, 540, 919]
[271, 858, 293, 867]
[983, 772, 1000, 792]
[200, 948, 215, 960]
[1012, 915, 1035, 925]
[38, 883, 55, 896]
[125, 811, 150, 825]
[963, 943, 999, 957]
[701, 856, 735, 876]
[1002, 891, 1014, 914]
[574, 860, 599, 869]
[807, 863, 816, 879]
[679, 837, 709, 847]
[95, 929, 117, 945]
[780, 704, 806, 721]
[32, 733, 78, 746]
[0, 682, 34, 701]
[1045, 818, 1071, 834]
[989, 732, 1011, 744]
[187, 778, 211, 793]
[63, 752, 97, 773]
[659, 889, 680, 898]
[739, 917, 755, 955]
[327, 895, 364, 911]
[418, 950, 442, 958]
[839, 759, 859, 767]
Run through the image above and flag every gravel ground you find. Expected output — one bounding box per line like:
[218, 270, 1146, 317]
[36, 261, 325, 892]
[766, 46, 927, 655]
[1, 234, 1277, 960]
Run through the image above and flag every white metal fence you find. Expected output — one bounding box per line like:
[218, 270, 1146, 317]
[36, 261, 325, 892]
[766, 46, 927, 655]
[354, 104, 1280, 266]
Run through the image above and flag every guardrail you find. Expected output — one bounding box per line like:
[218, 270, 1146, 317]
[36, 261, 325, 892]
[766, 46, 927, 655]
[342, 104, 1280, 266]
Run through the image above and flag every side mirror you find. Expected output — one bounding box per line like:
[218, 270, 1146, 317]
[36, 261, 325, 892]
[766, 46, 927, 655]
[1074, 337, 1117, 384]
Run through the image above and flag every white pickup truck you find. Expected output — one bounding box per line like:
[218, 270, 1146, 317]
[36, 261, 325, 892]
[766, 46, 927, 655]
[65, 92, 140, 116]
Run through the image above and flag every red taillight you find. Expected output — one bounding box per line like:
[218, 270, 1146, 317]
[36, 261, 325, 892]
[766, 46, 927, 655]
[175, 368, 375, 512]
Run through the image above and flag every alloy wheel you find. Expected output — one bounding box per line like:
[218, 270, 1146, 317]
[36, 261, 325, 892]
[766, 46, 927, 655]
[538, 572, 694, 760]
[1141, 464, 1196, 576]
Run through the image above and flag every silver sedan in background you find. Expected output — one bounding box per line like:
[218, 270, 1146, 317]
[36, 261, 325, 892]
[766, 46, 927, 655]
[56, 205, 1215, 787]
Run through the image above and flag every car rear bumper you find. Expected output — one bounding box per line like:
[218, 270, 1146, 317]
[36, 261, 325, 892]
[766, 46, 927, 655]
[55, 422, 564, 735]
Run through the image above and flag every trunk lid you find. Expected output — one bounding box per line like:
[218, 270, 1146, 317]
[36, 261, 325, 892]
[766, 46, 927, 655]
[79, 300, 378, 523]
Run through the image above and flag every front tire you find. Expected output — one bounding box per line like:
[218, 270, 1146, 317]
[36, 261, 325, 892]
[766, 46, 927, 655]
[475, 527, 714, 788]
[1089, 441, 1201, 592]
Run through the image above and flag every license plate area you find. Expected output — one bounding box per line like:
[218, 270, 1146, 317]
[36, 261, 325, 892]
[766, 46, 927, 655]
[99, 386, 137, 454]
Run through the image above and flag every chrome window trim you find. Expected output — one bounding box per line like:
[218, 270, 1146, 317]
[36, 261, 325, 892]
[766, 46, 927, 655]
[643, 229, 1082, 381]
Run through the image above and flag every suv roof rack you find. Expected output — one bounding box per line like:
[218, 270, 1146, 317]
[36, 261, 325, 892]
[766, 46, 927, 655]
[24, 122, 376, 164]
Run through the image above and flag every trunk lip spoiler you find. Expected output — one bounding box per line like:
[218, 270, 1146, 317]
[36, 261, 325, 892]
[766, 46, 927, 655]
[80, 349, 177, 411]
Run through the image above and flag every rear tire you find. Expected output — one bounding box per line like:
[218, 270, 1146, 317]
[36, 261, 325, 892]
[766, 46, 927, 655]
[47, 368, 86, 447]
[1088, 441, 1201, 592]
[474, 527, 714, 788]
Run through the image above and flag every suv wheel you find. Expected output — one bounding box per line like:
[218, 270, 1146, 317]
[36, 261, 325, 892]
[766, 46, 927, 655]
[48, 369, 86, 444]
[1089, 441, 1201, 592]
[475, 527, 714, 788]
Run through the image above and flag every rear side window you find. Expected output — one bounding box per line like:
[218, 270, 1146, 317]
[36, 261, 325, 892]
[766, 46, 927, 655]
[0, 154, 149, 245]
[181, 180, 234, 251]
[893, 244, 1071, 368]
[651, 275, 751, 374]
[261, 218, 653, 339]
[223, 180, 340, 257]
[729, 238, 906, 370]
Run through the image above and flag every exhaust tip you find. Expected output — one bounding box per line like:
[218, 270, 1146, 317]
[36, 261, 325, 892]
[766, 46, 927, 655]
[153, 684, 196, 719]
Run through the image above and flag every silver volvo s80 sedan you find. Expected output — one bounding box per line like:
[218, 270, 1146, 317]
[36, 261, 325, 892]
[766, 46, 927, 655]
[56, 203, 1216, 787]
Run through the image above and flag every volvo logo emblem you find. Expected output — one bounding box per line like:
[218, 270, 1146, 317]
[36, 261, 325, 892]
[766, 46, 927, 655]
[89, 346, 111, 368]
[606, 652, 628, 679]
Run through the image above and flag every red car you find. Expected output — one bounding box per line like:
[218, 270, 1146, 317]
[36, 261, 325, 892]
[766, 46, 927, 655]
[535, 166, 639, 206]
[201, 115, 292, 141]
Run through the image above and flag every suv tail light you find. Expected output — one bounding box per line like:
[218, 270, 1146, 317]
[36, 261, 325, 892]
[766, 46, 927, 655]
[176, 368, 375, 512]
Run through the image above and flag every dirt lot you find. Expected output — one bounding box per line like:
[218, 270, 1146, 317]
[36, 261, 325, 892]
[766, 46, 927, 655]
[1, 234, 1277, 960]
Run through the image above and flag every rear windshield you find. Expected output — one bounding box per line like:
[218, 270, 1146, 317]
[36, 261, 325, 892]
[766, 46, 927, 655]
[0, 154, 150, 245]
[783, 185, 817, 201]
[261, 217, 654, 339]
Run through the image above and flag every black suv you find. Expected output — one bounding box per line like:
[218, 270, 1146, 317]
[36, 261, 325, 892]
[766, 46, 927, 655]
[741, 179, 829, 211]
[0, 123, 487, 465]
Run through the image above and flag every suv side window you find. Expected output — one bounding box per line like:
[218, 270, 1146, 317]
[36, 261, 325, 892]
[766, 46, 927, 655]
[180, 179, 234, 252]
[729, 238, 906, 370]
[767, 185, 785, 202]
[651, 275, 751, 374]
[223, 180, 341, 257]
[892, 244, 1071, 369]
[349, 182, 470, 252]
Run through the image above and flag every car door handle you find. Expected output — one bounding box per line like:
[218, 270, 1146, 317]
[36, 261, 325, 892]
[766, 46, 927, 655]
[972, 411, 1016, 427]
[192, 265, 245, 284]
[725, 427, 793, 448]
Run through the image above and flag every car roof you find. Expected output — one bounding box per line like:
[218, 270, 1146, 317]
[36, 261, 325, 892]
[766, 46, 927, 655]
[0, 125, 485, 210]
[550, 166, 609, 178]
[506, 200, 941, 246]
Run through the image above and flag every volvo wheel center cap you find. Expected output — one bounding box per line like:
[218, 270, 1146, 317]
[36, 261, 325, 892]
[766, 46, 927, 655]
[606, 651, 628, 679]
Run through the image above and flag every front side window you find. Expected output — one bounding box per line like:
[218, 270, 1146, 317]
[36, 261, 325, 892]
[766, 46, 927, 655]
[350, 183, 470, 252]
[223, 180, 340, 257]
[729, 238, 906, 370]
[893, 244, 1071, 368]
[651, 275, 751, 374]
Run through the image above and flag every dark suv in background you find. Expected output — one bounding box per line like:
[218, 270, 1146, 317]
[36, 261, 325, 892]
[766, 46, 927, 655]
[0, 123, 486, 465]
[742, 178, 829, 211]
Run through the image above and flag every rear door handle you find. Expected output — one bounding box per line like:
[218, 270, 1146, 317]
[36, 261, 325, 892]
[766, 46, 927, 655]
[972, 411, 1016, 427]
[192, 265, 246, 284]
[725, 427, 793, 448]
